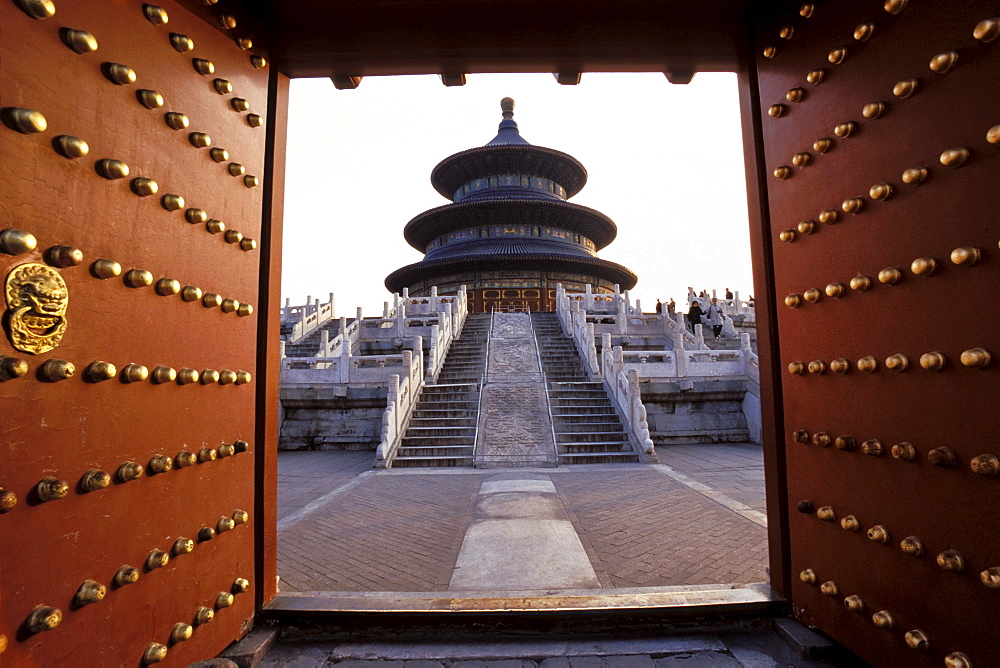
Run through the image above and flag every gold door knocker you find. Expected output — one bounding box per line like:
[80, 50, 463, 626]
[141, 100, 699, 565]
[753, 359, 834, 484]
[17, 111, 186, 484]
[4, 263, 69, 354]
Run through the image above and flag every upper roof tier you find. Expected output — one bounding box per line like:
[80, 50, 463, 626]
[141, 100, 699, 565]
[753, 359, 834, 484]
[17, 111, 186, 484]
[430, 98, 589, 200]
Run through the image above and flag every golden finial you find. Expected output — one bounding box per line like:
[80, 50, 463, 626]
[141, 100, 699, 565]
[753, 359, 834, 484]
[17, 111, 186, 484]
[500, 97, 515, 119]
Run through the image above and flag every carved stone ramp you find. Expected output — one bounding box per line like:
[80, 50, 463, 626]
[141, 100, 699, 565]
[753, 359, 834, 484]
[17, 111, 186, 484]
[474, 312, 558, 467]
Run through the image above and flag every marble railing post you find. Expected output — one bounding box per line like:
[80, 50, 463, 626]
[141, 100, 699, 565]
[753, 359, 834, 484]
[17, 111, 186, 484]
[616, 294, 627, 335]
[695, 324, 706, 349]
[339, 336, 351, 383]
[675, 329, 687, 376]
[338, 317, 347, 353]
[740, 332, 753, 375]
[427, 327, 439, 380]
[395, 295, 406, 337]
[320, 329, 330, 357]
[388, 372, 400, 441]
[383, 301, 390, 319]
[279, 340, 286, 360]
[413, 335, 423, 381]
[586, 322, 599, 375]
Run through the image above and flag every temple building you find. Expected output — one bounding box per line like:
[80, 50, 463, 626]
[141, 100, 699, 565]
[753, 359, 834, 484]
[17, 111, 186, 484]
[384, 98, 637, 313]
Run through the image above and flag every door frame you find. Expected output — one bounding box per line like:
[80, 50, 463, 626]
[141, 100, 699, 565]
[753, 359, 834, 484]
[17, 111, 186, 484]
[253, 49, 791, 614]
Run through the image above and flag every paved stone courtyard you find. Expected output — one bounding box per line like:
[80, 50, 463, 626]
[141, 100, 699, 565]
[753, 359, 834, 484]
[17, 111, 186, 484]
[276, 444, 768, 594]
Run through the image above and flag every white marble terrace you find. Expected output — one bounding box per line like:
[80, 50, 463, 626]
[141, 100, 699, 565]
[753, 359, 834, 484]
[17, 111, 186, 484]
[280, 283, 761, 458]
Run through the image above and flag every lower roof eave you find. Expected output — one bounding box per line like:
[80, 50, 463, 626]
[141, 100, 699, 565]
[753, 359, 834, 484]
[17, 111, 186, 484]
[384, 255, 638, 293]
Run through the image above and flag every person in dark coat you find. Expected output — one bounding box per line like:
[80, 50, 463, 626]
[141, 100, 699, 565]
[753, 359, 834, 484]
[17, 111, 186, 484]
[655, 299, 663, 314]
[686, 300, 705, 332]
[667, 298, 676, 315]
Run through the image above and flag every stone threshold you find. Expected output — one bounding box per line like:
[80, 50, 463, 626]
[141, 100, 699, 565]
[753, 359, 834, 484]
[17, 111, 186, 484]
[265, 582, 779, 614]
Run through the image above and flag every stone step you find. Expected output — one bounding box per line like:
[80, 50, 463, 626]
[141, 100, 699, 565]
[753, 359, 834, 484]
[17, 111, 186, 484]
[418, 397, 478, 404]
[418, 392, 479, 401]
[555, 431, 628, 443]
[551, 407, 617, 415]
[558, 441, 633, 454]
[406, 424, 477, 433]
[558, 452, 639, 464]
[396, 445, 476, 458]
[408, 420, 478, 429]
[401, 435, 476, 446]
[552, 422, 624, 432]
[392, 455, 474, 468]
[547, 389, 607, 397]
[411, 410, 479, 419]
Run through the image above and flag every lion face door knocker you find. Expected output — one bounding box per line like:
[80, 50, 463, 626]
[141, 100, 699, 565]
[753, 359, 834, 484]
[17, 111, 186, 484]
[4, 263, 69, 354]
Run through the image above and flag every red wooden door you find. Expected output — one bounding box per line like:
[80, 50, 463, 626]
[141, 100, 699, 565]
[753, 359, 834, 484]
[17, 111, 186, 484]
[750, 1, 999, 664]
[0, 0, 276, 664]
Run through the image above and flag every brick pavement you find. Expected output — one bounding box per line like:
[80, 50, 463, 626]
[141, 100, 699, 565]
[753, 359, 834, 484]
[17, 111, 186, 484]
[278, 450, 375, 521]
[276, 443, 769, 593]
[553, 469, 768, 587]
[278, 472, 483, 592]
[654, 443, 766, 514]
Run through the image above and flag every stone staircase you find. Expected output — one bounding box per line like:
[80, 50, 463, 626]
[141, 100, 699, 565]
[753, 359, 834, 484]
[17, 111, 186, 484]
[392, 314, 491, 467]
[531, 313, 638, 464]
[283, 318, 344, 357]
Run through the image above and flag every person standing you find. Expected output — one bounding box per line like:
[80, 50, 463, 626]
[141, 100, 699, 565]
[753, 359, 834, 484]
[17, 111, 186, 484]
[706, 298, 724, 338]
[667, 298, 676, 315]
[725, 287, 733, 301]
[655, 299, 663, 314]
[687, 300, 705, 332]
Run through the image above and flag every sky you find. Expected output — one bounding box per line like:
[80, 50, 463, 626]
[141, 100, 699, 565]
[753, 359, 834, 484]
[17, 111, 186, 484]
[281, 72, 753, 315]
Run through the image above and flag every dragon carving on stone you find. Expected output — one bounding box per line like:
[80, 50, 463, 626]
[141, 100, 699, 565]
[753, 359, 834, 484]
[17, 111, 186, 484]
[4, 263, 69, 355]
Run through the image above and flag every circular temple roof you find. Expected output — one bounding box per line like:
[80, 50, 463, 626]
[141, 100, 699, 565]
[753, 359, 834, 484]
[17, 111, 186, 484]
[430, 144, 589, 200]
[430, 99, 588, 199]
[403, 197, 619, 251]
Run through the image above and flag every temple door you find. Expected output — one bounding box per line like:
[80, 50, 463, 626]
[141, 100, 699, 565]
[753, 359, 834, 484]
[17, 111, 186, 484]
[748, 1, 999, 664]
[0, 0, 281, 664]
